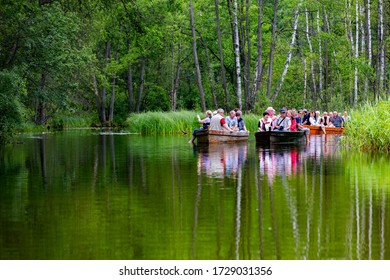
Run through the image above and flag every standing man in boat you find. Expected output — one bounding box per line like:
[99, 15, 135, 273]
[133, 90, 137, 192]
[209, 108, 234, 132]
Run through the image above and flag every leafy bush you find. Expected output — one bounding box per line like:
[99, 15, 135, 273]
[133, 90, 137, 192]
[0, 71, 25, 144]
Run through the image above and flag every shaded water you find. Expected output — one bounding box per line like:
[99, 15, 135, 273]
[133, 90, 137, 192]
[0, 130, 389, 260]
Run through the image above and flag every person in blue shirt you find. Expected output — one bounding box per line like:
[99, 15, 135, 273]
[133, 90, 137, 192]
[225, 110, 238, 130]
[189, 110, 213, 143]
[236, 111, 248, 132]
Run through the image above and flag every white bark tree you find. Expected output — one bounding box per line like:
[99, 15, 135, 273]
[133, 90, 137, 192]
[354, 1, 359, 106]
[317, 11, 323, 99]
[267, 0, 278, 99]
[251, 0, 264, 103]
[271, 2, 301, 102]
[232, 0, 242, 109]
[377, 0, 385, 96]
[305, 8, 317, 105]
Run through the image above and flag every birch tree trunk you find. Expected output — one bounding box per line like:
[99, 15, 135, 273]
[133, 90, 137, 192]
[323, 8, 329, 106]
[215, 0, 229, 107]
[376, 0, 385, 97]
[135, 56, 145, 113]
[305, 8, 317, 105]
[271, 2, 301, 102]
[251, 0, 264, 104]
[317, 11, 323, 102]
[127, 62, 133, 113]
[303, 57, 307, 100]
[171, 43, 182, 111]
[232, 0, 243, 109]
[100, 41, 111, 124]
[92, 74, 103, 122]
[109, 48, 119, 124]
[354, 1, 359, 106]
[346, 0, 354, 104]
[361, 3, 368, 98]
[190, 0, 206, 112]
[244, 0, 251, 111]
[267, 0, 278, 99]
[172, 61, 181, 111]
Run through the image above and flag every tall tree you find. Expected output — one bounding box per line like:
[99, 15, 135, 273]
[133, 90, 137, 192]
[305, 8, 317, 105]
[271, 1, 301, 102]
[231, 0, 243, 109]
[354, 0, 359, 106]
[267, 0, 278, 99]
[244, 0, 251, 111]
[136, 56, 146, 113]
[189, 0, 206, 112]
[251, 0, 264, 105]
[215, 0, 229, 107]
[376, 0, 385, 98]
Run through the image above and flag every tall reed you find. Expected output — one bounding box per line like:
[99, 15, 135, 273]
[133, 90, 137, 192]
[125, 111, 263, 134]
[343, 101, 390, 153]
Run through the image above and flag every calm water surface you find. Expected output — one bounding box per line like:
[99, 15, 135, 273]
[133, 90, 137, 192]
[0, 130, 389, 260]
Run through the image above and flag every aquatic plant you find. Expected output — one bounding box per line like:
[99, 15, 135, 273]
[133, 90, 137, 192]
[343, 101, 390, 153]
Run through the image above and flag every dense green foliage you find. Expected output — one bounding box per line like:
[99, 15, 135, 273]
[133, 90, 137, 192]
[343, 100, 390, 153]
[0, 71, 25, 144]
[1, 0, 390, 143]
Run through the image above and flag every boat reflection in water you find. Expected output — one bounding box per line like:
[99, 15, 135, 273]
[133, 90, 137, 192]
[196, 142, 248, 179]
[257, 134, 341, 182]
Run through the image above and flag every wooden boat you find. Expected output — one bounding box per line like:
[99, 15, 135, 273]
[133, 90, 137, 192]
[255, 131, 305, 144]
[195, 129, 249, 144]
[303, 125, 344, 135]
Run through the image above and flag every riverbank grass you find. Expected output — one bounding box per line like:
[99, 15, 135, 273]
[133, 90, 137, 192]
[343, 101, 390, 153]
[125, 111, 260, 134]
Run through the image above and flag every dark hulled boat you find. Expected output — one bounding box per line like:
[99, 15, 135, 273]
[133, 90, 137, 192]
[255, 130, 305, 144]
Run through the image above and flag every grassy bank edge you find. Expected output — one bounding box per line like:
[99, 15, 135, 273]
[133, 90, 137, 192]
[342, 101, 390, 153]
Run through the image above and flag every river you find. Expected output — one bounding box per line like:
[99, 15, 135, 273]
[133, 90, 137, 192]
[0, 130, 389, 260]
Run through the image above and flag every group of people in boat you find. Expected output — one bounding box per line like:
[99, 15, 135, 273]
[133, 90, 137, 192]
[258, 107, 350, 142]
[189, 106, 350, 143]
[188, 108, 248, 143]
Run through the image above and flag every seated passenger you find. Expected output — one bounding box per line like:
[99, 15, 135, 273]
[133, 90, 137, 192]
[258, 111, 273, 131]
[296, 110, 310, 143]
[302, 109, 310, 125]
[288, 110, 297, 131]
[331, 111, 344, 127]
[314, 110, 326, 134]
[320, 111, 332, 127]
[189, 110, 213, 143]
[236, 111, 248, 132]
[343, 111, 351, 123]
[274, 109, 290, 131]
[209, 108, 234, 132]
[225, 110, 238, 130]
